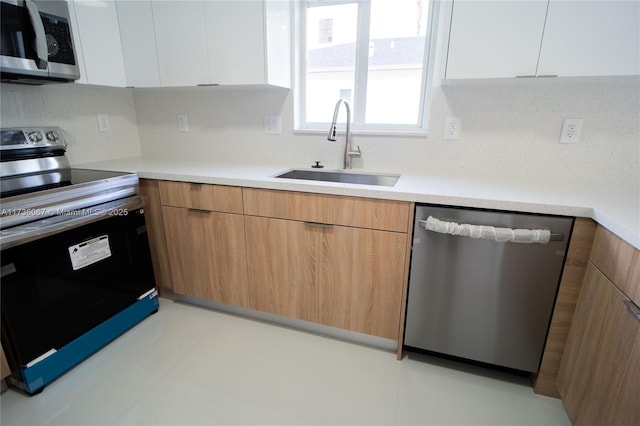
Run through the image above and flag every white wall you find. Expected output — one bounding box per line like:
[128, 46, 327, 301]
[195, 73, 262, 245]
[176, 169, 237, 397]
[0, 83, 141, 165]
[133, 76, 639, 185]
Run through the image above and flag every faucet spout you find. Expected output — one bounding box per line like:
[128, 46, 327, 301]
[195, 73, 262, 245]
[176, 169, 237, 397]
[327, 99, 360, 169]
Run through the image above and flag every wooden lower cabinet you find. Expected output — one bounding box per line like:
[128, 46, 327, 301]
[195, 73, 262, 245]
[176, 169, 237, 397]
[1, 344, 9, 380]
[590, 225, 640, 304]
[557, 263, 640, 425]
[245, 216, 319, 322]
[139, 179, 173, 293]
[533, 218, 597, 397]
[319, 225, 406, 339]
[154, 182, 411, 341]
[244, 214, 407, 340]
[162, 206, 250, 307]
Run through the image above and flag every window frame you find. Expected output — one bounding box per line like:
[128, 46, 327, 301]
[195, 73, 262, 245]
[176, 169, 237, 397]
[295, 0, 440, 136]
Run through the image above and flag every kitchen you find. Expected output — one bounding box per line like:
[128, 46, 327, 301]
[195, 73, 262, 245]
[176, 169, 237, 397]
[1, 0, 639, 425]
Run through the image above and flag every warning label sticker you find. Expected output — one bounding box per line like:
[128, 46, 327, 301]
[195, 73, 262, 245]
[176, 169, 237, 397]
[68, 235, 111, 271]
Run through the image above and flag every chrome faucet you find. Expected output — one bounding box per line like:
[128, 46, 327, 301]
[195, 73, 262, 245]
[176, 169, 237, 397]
[327, 99, 361, 169]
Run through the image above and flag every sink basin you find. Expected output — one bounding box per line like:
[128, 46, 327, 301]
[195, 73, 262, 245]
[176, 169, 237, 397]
[275, 169, 400, 187]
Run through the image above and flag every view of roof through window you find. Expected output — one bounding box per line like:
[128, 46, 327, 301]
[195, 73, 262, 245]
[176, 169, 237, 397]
[304, 0, 430, 128]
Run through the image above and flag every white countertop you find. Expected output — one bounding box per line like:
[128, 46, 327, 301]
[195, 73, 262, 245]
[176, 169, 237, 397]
[77, 157, 640, 250]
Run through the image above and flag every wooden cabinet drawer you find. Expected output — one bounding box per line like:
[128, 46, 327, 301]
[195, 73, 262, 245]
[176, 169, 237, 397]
[159, 180, 243, 214]
[590, 226, 640, 306]
[243, 188, 410, 233]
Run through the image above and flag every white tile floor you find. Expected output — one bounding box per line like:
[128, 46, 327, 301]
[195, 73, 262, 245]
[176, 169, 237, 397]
[1, 298, 571, 425]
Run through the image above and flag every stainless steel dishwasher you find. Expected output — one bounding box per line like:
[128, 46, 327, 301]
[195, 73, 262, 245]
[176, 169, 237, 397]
[404, 205, 573, 373]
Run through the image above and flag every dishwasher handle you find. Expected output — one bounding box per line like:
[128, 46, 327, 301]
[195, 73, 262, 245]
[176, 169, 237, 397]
[420, 216, 564, 244]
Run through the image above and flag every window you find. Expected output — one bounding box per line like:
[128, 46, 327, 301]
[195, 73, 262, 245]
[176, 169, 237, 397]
[297, 0, 438, 134]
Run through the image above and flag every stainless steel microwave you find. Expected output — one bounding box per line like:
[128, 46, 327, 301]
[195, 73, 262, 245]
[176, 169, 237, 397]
[1, 0, 80, 84]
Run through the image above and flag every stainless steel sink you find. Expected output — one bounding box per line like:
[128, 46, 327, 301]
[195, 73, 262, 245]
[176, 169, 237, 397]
[275, 169, 400, 187]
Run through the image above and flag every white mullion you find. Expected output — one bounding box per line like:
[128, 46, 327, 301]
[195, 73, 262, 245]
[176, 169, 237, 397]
[352, 0, 371, 127]
[298, 0, 309, 128]
[307, 0, 360, 8]
[416, 0, 439, 129]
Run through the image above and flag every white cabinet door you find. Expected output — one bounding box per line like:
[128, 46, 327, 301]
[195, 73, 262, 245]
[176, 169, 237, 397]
[263, 0, 291, 88]
[72, 0, 127, 86]
[205, 1, 266, 85]
[151, 0, 209, 87]
[115, 0, 160, 87]
[537, 0, 640, 77]
[445, 0, 548, 79]
[66, 0, 88, 84]
[204, 0, 290, 87]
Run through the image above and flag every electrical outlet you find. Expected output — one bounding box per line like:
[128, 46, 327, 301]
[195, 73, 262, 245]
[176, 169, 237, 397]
[559, 118, 583, 144]
[444, 117, 461, 140]
[177, 115, 189, 133]
[97, 114, 110, 132]
[264, 115, 282, 135]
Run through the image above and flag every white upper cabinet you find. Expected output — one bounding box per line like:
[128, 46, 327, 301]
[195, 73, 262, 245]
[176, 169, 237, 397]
[445, 1, 548, 79]
[205, 1, 265, 85]
[71, 0, 127, 86]
[263, 0, 291, 88]
[66, 0, 88, 84]
[445, 0, 640, 79]
[204, 0, 290, 86]
[537, 1, 640, 77]
[151, 1, 210, 87]
[69, 0, 291, 87]
[115, 0, 160, 87]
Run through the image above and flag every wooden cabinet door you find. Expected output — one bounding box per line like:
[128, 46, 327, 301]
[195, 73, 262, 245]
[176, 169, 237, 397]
[319, 226, 407, 340]
[609, 332, 640, 425]
[244, 216, 319, 322]
[162, 206, 249, 307]
[558, 263, 640, 425]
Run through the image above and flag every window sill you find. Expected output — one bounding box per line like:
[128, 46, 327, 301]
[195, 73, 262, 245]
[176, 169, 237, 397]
[293, 128, 430, 139]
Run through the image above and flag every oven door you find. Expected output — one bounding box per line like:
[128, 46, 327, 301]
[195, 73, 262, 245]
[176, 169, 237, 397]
[0, 199, 156, 384]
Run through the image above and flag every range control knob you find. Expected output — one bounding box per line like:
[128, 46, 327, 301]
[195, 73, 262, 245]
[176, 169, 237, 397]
[27, 131, 43, 143]
[46, 131, 60, 142]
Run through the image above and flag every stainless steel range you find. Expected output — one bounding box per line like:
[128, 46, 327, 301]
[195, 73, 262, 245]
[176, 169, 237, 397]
[0, 127, 158, 395]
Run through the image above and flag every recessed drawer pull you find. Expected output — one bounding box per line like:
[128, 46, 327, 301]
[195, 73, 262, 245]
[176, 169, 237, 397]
[624, 300, 640, 321]
[304, 221, 333, 228]
[188, 208, 211, 214]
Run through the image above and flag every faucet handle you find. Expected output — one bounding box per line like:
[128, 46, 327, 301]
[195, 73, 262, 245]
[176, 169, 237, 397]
[348, 145, 362, 158]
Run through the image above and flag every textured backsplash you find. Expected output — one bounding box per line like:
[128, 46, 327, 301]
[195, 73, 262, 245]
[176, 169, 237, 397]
[2, 76, 638, 186]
